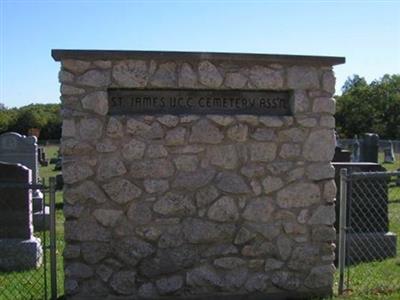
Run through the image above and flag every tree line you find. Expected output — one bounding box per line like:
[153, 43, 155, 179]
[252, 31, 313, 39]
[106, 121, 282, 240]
[0, 73, 398, 140]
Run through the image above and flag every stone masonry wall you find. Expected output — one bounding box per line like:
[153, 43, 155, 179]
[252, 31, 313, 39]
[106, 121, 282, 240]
[58, 54, 337, 299]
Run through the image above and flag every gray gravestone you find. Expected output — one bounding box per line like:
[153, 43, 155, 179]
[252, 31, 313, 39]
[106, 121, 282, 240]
[0, 162, 42, 270]
[351, 135, 360, 162]
[0, 132, 48, 230]
[383, 141, 396, 163]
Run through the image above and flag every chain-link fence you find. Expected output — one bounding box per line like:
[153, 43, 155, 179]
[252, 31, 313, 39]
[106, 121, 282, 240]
[338, 170, 400, 296]
[0, 179, 58, 300]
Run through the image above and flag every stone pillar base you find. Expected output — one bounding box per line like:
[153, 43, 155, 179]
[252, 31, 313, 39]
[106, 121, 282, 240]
[0, 237, 43, 271]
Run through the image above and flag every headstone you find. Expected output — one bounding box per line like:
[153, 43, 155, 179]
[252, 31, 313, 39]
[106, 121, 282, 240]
[383, 141, 395, 163]
[351, 135, 360, 162]
[360, 133, 379, 163]
[0, 162, 42, 270]
[0, 132, 48, 230]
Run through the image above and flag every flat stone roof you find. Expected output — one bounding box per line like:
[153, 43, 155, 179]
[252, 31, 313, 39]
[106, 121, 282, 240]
[52, 49, 345, 66]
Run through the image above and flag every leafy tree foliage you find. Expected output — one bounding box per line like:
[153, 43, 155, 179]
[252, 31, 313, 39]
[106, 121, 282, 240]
[0, 103, 61, 140]
[335, 74, 400, 139]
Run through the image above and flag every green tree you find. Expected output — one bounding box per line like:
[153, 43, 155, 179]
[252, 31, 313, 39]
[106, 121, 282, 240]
[335, 74, 400, 139]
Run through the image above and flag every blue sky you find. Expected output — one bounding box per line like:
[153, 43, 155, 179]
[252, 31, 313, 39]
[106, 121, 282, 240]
[1, 0, 399, 108]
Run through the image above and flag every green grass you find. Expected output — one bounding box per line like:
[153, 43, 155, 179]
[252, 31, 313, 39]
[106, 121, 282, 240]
[332, 153, 400, 300]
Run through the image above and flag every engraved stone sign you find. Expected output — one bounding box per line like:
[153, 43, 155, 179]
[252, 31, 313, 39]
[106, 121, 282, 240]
[108, 89, 292, 115]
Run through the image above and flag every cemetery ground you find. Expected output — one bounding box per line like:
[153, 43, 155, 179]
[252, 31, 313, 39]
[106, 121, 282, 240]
[0, 145, 399, 300]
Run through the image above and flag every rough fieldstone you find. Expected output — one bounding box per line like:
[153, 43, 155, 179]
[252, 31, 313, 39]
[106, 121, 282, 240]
[278, 128, 308, 143]
[202, 244, 238, 257]
[138, 283, 158, 299]
[242, 240, 277, 257]
[186, 265, 222, 287]
[312, 226, 336, 242]
[66, 180, 107, 204]
[296, 116, 317, 127]
[97, 156, 126, 181]
[130, 159, 175, 179]
[297, 209, 309, 224]
[293, 90, 310, 113]
[320, 115, 335, 128]
[259, 116, 284, 127]
[262, 176, 284, 194]
[180, 115, 200, 124]
[102, 178, 142, 204]
[251, 179, 262, 196]
[61, 84, 85, 95]
[65, 262, 93, 279]
[249, 65, 283, 89]
[304, 265, 335, 288]
[169, 145, 204, 154]
[65, 218, 111, 242]
[126, 118, 151, 134]
[96, 139, 117, 153]
[251, 128, 276, 141]
[93, 209, 123, 227]
[223, 267, 248, 290]
[242, 197, 275, 223]
[80, 118, 103, 140]
[279, 144, 301, 159]
[137, 122, 164, 140]
[62, 119, 76, 138]
[165, 127, 186, 145]
[237, 115, 259, 126]
[323, 180, 336, 202]
[303, 129, 335, 161]
[216, 171, 250, 194]
[287, 66, 319, 89]
[214, 257, 245, 269]
[271, 271, 302, 290]
[225, 72, 247, 88]
[157, 115, 179, 127]
[276, 182, 320, 208]
[234, 227, 257, 245]
[241, 164, 265, 178]
[189, 119, 224, 144]
[63, 163, 94, 184]
[114, 237, 155, 267]
[207, 145, 238, 169]
[179, 63, 197, 87]
[208, 196, 239, 222]
[153, 192, 196, 216]
[267, 162, 293, 175]
[158, 226, 184, 248]
[144, 179, 169, 194]
[227, 124, 248, 142]
[313, 97, 336, 114]
[174, 155, 198, 171]
[121, 139, 146, 161]
[322, 71, 336, 94]
[306, 163, 335, 180]
[62, 59, 91, 74]
[248, 259, 265, 270]
[96, 264, 113, 282]
[156, 275, 183, 295]
[77, 69, 110, 87]
[127, 202, 152, 225]
[146, 144, 167, 159]
[207, 115, 235, 126]
[150, 62, 177, 87]
[112, 60, 148, 87]
[183, 218, 235, 243]
[106, 117, 124, 138]
[195, 185, 220, 207]
[308, 205, 335, 225]
[264, 258, 284, 271]
[277, 235, 292, 260]
[287, 167, 305, 182]
[198, 61, 223, 87]
[245, 223, 280, 241]
[172, 169, 215, 190]
[245, 273, 270, 292]
[110, 271, 137, 295]
[288, 245, 319, 271]
[93, 60, 111, 69]
[81, 91, 108, 115]
[249, 142, 277, 162]
[81, 242, 110, 264]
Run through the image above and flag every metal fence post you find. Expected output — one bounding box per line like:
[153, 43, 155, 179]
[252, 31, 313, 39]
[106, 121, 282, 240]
[338, 168, 348, 295]
[49, 177, 57, 299]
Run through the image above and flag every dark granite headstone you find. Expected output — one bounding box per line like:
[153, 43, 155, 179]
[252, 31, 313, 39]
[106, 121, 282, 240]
[360, 133, 379, 163]
[0, 162, 32, 239]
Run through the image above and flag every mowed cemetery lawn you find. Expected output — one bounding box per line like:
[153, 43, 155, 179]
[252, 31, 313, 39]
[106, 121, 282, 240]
[1, 145, 399, 299]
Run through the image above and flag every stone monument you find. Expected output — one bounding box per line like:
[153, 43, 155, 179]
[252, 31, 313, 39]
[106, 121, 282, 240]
[0, 132, 49, 230]
[0, 162, 43, 270]
[53, 49, 345, 299]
